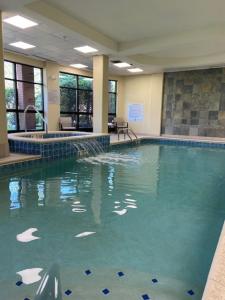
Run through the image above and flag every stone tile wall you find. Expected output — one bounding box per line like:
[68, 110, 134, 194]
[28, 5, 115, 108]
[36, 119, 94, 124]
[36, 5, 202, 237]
[162, 68, 225, 137]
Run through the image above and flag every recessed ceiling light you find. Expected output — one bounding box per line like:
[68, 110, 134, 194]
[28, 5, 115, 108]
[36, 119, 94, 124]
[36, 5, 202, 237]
[4, 15, 38, 29]
[128, 68, 143, 73]
[74, 46, 98, 54]
[114, 62, 131, 68]
[70, 64, 88, 69]
[9, 41, 36, 50]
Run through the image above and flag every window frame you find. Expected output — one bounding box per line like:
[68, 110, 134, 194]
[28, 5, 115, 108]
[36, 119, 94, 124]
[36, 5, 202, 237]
[59, 71, 117, 131]
[108, 80, 117, 120]
[4, 60, 45, 133]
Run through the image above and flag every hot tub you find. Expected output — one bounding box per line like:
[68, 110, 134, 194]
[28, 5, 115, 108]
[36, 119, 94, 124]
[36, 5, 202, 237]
[8, 131, 110, 160]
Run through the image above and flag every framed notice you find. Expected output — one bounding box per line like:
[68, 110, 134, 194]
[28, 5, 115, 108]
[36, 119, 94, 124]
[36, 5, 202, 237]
[128, 104, 144, 121]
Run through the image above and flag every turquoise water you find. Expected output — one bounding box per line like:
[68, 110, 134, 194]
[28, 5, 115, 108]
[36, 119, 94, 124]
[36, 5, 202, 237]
[1, 143, 225, 300]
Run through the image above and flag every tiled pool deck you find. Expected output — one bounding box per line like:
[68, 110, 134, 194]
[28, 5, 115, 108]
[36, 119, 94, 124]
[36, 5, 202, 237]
[2, 133, 225, 299]
[0, 153, 41, 166]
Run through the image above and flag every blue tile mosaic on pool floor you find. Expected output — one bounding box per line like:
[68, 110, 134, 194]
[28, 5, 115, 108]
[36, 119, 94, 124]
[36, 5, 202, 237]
[14, 269, 197, 299]
[65, 289, 72, 296]
[16, 280, 23, 286]
[187, 290, 195, 296]
[102, 288, 110, 295]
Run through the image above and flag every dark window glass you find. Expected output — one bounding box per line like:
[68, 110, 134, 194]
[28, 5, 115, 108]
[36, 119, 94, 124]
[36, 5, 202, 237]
[79, 114, 92, 128]
[4, 60, 44, 132]
[60, 88, 77, 112]
[78, 90, 93, 113]
[60, 113, 78, 129]
[109, 93, 116, 114]
[108, 115, 115, 123]
[59, 73, 77, 88]
[4, 61, 14, 79]
[78, 76, 93, 90]
[7, 112, 17, 131]
[60, 73, 117, 131]
[5, 80, 16, 109]
[16, 64, 35, 83]
[19, 112, 44, 131]
[34, 68, 42, 84]
[16, 82, 43, 110]
[109, 80, 116, 93]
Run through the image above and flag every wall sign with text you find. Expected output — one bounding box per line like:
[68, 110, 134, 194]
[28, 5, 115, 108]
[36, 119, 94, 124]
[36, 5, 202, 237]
[128, 104, 144, 121]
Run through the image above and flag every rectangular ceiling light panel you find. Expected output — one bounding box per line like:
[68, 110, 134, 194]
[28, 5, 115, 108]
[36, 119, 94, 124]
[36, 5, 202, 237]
[10, 41, 36, 49]
[4, 15, 38, 29]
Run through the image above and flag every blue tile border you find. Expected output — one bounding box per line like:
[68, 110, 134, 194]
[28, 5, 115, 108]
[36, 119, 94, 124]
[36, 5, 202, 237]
[9, 135, 110, 160]
[3, 136, 225, 176]
[110, 137, 225, 150]
[141, 137, 225, 149]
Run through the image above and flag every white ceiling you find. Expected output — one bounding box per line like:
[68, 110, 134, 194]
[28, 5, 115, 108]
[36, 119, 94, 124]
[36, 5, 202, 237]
[45, 0, 225, 43]
[2, 0, 225, 75]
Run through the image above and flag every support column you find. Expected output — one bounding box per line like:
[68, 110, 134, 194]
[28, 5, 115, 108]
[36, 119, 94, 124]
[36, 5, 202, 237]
[0, 11, 9, 157]
[93, 55, 109, 133]
[44, 62, 60, 131]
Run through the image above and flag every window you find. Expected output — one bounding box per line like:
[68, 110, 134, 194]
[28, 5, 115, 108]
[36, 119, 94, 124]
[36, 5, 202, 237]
[4, 61, 44, 132]
[108, 80, 117, 123]
[59, 72, 117, 131]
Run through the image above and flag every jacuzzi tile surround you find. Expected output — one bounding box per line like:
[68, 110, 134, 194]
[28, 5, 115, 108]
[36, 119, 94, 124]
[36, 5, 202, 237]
[8, 131, 110, 160]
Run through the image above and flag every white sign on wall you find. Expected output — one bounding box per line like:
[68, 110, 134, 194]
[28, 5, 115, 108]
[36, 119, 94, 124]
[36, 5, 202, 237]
[128, 104, 144, 121]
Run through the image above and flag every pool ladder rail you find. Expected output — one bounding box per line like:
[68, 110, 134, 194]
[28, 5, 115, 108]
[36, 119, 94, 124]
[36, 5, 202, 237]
[117, 127, 139, 144]
[24, 104, 48, 134]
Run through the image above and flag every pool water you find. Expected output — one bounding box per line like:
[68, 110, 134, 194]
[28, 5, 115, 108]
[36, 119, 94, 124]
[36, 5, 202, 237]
[1, 143, 225, 300]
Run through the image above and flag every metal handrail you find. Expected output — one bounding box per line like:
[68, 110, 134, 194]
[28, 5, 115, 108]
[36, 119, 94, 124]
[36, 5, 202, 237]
[117, 127, 139, 143]
[24, 105, 48, 134]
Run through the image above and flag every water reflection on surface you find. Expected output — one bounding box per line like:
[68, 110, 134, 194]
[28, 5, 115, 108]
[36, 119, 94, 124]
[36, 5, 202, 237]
[0, 145, 166, 299]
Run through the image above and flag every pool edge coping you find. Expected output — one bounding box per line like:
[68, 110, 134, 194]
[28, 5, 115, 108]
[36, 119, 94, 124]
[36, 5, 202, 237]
[8, 131, 110, 144]
[202, 222, 225, 300]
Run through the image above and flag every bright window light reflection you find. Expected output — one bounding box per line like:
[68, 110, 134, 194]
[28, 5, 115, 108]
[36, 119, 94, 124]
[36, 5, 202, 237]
[108, 166, 115, 191]
[60, 179, 78, 201]
[9, 180, 21, 209]
[37, 181, 45, 206]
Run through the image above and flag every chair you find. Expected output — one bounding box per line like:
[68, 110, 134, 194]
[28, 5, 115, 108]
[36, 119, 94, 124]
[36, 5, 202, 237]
[59, 117, 76, 130]
[113, 117, 129, 139]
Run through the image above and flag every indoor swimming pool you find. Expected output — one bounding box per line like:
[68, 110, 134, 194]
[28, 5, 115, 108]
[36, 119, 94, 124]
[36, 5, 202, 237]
[0, 142, 225, 300]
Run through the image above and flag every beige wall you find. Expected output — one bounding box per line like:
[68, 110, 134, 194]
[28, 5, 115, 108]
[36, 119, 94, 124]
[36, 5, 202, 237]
[119, 73, 164, 135]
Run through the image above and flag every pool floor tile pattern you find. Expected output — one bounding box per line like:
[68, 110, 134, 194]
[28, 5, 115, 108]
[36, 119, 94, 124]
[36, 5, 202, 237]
[15, 270, 196, 300]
